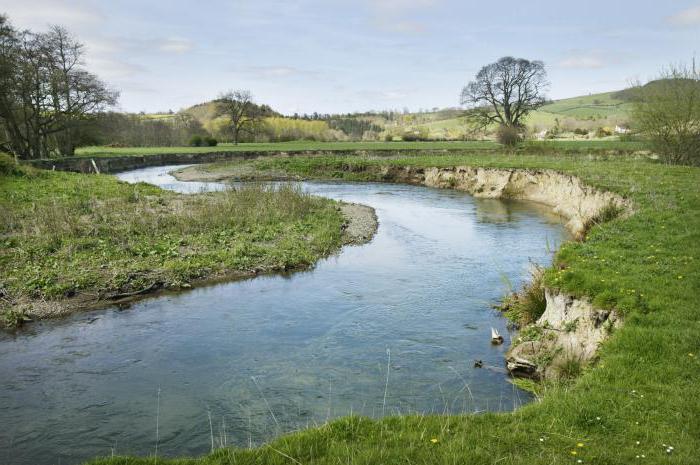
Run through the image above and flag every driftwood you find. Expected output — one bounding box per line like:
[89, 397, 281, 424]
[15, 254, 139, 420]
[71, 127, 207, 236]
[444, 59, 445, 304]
[105, 282, 161, 300]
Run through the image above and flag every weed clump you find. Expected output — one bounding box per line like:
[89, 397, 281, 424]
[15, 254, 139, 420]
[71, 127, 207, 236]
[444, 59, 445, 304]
[499, 267, 547, 325]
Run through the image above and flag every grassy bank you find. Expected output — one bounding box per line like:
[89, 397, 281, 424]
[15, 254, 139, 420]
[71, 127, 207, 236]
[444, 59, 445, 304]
[93, 153, 700, 464]
[71, 139, 646, 158]
[0, 155, 346, 325]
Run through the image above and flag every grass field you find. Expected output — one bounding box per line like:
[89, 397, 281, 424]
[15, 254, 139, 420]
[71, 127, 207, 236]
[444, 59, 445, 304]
[71, 139, 646, 158]
[0, 154, 345, 325]
[381, 91, 632, 138]
[538, 92, 632, 119]
[87, 153, 699, 465]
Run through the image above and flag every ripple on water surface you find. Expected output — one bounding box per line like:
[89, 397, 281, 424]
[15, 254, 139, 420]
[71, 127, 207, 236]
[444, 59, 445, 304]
[0, 165, 568, 465]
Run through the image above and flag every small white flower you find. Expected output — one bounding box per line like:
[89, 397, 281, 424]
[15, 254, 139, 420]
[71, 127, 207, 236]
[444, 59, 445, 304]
[641, 455, 646, 458]
[636, 441, 640, 445]
[596, 416, 601, 420]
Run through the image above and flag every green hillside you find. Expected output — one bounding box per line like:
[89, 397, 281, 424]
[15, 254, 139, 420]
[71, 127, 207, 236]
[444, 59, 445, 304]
[538, 91, 632, 119]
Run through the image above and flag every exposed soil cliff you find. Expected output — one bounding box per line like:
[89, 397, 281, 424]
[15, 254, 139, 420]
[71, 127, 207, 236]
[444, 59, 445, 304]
[176, 162, 632, 380]
[375, 165, 631, 379]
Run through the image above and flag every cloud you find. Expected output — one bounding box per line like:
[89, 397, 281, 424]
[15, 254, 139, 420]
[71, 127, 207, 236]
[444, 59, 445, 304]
[157, 38, 194, 54]
[376, 20, 426, 34]
[369, 0, 438, 11]
[231, 65, 319, 79]
[558, 54, 605, 69]
[0, 0, 104, 30]
[88, 57, 147, 80]
[667, 5, 700, 27]
[357, 89, 409, 101]
[365, 0, 440, 34]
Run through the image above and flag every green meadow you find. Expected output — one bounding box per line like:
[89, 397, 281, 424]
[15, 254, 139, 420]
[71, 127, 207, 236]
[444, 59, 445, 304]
[87, 152, 700, 465]
[72, 139, 645, 158]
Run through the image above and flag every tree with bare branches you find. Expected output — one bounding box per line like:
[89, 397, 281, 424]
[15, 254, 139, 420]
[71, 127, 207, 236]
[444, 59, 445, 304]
[460, 57, 548, 132]
[0, 16, 117, 158]
[217, 90, 262, 144]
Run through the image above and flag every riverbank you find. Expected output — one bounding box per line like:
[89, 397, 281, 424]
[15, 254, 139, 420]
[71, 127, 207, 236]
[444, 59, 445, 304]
[24, 140, 648, 174]
[0, 155, 377, 326]
[178, 160, 631, 379]
[90, 152, 700, 465]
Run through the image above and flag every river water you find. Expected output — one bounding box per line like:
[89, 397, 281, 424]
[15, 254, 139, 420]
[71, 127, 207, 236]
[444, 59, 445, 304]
[0, 165, 568, 465]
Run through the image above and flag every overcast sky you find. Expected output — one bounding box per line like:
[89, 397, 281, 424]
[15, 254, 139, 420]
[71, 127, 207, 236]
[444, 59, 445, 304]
[1, 0, 699, 114]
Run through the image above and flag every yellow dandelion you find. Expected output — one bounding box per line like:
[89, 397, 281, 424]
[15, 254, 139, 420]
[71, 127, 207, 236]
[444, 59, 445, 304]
[571, 450, 578, 455]
[577, 442, 584, 447]
[430, 438, 439, 444]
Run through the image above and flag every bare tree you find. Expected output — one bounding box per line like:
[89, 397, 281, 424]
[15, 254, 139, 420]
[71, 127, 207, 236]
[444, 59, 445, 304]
[44, 26, 118, 155]
[0, 16, 117, 159]
[630, 65, 700, 166]
[460, 57, 548, 130]
[217, 90, 261, 144]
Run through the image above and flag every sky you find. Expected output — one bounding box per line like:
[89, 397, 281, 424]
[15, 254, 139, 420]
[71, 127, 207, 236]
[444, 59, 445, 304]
[1, 0, 699, 114]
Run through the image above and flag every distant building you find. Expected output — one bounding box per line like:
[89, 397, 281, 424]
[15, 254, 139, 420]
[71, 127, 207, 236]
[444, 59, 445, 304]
[615, 125, 630, 134]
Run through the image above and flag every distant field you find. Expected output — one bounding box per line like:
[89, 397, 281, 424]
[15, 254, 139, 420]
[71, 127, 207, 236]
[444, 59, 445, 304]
[75, 141, 498, 157]
[396, 91, 631, 138]
[72, 139, 646, 158]
[537, 91, 632, 120]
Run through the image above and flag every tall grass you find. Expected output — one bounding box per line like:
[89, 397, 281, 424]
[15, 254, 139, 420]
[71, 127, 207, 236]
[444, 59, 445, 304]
[0, 163, 344, 319]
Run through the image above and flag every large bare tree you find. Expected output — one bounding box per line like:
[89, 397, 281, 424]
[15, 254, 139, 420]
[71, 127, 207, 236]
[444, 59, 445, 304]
[460, 57, 548, 130]
[217, 90, 261, 144]
[0, 16, 117, 159]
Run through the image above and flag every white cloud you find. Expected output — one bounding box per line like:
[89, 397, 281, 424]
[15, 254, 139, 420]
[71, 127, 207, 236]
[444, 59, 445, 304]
[558, 55, 605, 69]
[158, 38, 194, 54]
[231, 65, 319, 79]
[0, 0, 104, 30]
[376, 20, 426, 33]
[369, 0, 438, 11]
[365, 0, 440, 34]
[667, 5, 700, 26]
[357, 89, 409, 101]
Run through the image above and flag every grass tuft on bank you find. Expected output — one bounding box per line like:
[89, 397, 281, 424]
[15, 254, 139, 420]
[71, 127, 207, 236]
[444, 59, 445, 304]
[0, 154, 345, 324]
[101, 152, 700, 465]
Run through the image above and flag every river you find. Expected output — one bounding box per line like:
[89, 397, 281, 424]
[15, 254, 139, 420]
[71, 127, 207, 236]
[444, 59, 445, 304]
[0, 165, 568, 465]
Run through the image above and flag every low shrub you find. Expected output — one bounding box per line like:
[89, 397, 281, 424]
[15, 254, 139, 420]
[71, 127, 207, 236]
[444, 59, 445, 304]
[496, 125, 522, 146]
[0, 153, 21, 175]
[205, 137, 218, 147]
[189, 135, 203, 147]
[595, 127, 613, 138]
[498, 266, 546, 325]
[573, 128, 589, 136]
[401, 128, 430, 142]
